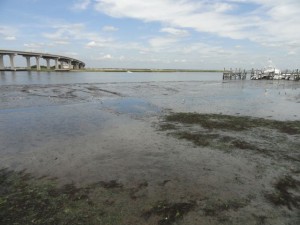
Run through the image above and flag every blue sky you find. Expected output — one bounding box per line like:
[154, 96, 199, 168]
[0, 0, 300, 69]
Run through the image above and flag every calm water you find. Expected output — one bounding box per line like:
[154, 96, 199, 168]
[0, 71, 222, 85]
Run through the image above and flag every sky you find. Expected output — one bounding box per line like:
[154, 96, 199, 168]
[0, 0, 300, 69]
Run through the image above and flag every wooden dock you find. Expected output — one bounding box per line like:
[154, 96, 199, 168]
[223, 68, 247, 80]
[280, 69, 300, 81]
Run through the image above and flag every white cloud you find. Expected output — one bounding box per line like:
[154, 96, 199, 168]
[94, 0, 248, 39]
[24, 43, 42, 49]
[149, 37, 178, 48]
[54, 40, 70, 45]
[0, 26, 17, 40]
[4, 36, 16, 41]
[23, 42, 57, 52]
[86, 41, 97, 47]
[65, 52, 79, 56]
[85, 38, 114, 48]
[43, 22, 115, 50]
[174, 59, 187, 63]
[43, 23, 85, 41]
[23, 42, 49, 52]
[160, 27, 189, 37]
[72, 0, 91, 10]
[102, 25, 118, 32]
[94, 0, 300, 49]
[95, 54, 113, 60]
[211, 2, 236, 12]
[287, 50, 296, 55]
[103, 54, 112, 59]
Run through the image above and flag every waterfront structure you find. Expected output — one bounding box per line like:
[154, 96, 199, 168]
[0, 50, 85, 70]
[223, 68, 247, 80]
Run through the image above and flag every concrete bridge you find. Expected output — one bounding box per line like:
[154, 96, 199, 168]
[0, 50, 85, 70]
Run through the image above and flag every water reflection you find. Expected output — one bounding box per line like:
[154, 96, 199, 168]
[102, 97, 161, 115]
[26, 71, 32, 81]
[1, 71, 6, 82]
[0, 71, 222, 85]
[11, 71, 16, 82]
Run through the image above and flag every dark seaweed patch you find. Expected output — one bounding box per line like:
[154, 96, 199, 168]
[164, 113, 300, 135]
[173, 132, 219, 146]
[0, 169, 130, 225]
[202, 199, 249, 216]
[98, 180, 123, 189]
[160, 113, 300, 162]
[231, 140, 257, 150]
[143, 201, 195, 225]
[265, 175, 300, 210]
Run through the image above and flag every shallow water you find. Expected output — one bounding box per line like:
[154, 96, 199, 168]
[0, 71, 222, 85]
[101, 97, 161, 115]
[0, 71, 299, 224]
[0, 76, 299, 177]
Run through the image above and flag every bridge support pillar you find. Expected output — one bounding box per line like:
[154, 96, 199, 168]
[0, 55, 4, 69]
[55, 58, 59, 69]
[25, 56, 31, 69]
[74, 63, 79, 70]
[35, 56, 41, 70]
[45, 58, 50, 69]
[9, 54, 15, 70]
[60, 61, 64, 69]
[68, 60, 72, 69]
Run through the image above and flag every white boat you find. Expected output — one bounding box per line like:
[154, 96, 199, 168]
[263, 59, 283, 79]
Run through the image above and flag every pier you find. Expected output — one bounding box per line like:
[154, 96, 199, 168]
[223, 68, 247, 80]
[223, 68, 300, 81]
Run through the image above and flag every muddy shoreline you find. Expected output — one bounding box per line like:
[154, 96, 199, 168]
[0, 81, 300, 224]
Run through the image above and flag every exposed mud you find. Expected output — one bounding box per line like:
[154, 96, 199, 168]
[1, 79, 300, 224]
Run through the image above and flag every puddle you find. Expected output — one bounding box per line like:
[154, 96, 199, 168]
[0, 103, 112, 155]
[101, 97, 161, 116]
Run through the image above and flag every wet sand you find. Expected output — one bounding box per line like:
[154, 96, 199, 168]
[0, 80, 299, 224]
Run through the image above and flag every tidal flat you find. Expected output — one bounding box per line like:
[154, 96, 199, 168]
[0, 77, 300, 225]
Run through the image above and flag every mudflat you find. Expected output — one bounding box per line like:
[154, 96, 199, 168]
[0, 80, 299, 225]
